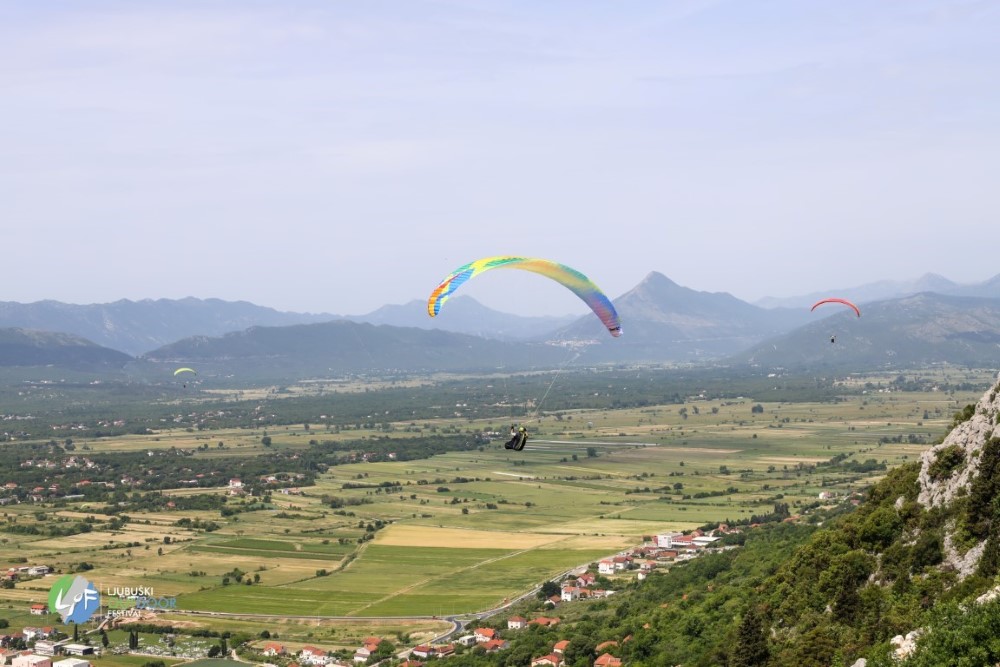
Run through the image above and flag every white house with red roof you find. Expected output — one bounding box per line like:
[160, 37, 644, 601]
[611, 556, 632, 570]
[531, 654, 563, 667]
[473, 628, 496, 643]
[480, 640, 508, 653]
[552, 640, 570, 655]
[655, 532, 684, 548]
[669, 535, 696, 549]
[353, 638, 383, 663]
[298, 647, 328, 665]
[262, 643, 286, 656]
[507, 616, 527, 630]
[28, 604, 46, 615]
[598, 560, 615, 575]
[561, 586, 582, 602]
[529, 617, 560, 627]
[594, 655, 621, 667]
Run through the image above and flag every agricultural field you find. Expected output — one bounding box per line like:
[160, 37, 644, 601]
[0, 366, 993, 643]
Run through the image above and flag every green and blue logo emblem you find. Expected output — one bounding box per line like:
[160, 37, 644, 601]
[48, 575, 100, 623]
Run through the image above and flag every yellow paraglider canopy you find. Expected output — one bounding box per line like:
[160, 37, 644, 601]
[173, 367, 197, 376]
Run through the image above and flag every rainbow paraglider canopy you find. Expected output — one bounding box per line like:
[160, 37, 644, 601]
[427, 256, 622, 337]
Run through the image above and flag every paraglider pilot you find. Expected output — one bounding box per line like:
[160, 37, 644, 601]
[504, 425, 528, 451]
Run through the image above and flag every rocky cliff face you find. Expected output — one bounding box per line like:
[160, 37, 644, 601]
[918, 379, 1000, 508]
[917, 373, 1000, 577]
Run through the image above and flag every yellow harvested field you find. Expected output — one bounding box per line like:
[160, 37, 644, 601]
[28, 531, 146, 549]
[373, 524, 565, 549]
[2, 588, 70, 602]
[55, 510, 109, 519]
[28, 525, 195, 549]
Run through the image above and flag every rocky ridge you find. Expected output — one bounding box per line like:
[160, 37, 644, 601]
[917, 372, 1000, 578]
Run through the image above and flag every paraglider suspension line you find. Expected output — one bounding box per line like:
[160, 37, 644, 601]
[527, 350, 581, 423]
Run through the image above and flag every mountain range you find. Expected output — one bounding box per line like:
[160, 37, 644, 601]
[0, 295, 575, 357]
[733, 292, 1000, 369]
[3, 271, 1000, 377]
[345, 295, 577, 340]
[0, 297, 335, 356]
[755, 271, 1000, 309]
[138, 320, 570, 379]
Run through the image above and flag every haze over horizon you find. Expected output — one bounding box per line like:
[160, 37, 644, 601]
[1, 270, 998, 321]
[3, 1, 998, 317]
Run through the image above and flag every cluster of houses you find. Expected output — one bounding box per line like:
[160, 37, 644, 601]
[4, 456, 315, 502]
[257, 636, 388, 667]
[0, 639, 96, 667]
[331, 452, 398, 464]
[554, 528, 735, 585]
[529, 637, 626, 667]
[4, 566, 50, 583]
[400, 619, 627, 667]
[4, 458, 109, 502]
[554, 571, 615, 603]
[19, 457, 97, 471]
[227, 474, 306, 497]
[3, 620, 99, 651]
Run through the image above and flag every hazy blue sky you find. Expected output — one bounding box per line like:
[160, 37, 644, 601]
[2, 1, 998, 316]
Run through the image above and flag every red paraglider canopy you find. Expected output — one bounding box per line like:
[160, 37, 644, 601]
[810, 298, 861, 317]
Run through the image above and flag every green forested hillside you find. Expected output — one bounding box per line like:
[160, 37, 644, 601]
[0, 327, 131, 368]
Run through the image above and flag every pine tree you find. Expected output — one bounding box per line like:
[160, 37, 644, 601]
[73, 623, 79, 642]
[731, 606, 769, 667]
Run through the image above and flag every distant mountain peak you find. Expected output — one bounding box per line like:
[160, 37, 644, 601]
[639, 271, 676, 286]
